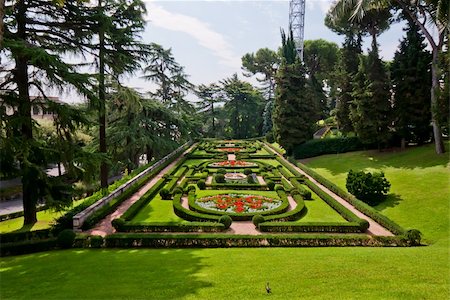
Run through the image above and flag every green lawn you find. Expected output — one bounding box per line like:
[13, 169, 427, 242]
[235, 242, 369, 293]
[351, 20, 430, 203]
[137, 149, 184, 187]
[131, 195, 183, 223]
[302, 142, 450, 244]
[297, 187, 346, 223]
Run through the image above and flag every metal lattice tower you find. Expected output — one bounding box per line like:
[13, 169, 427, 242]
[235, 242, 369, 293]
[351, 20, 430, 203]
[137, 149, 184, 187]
[289, 0, 306, 61]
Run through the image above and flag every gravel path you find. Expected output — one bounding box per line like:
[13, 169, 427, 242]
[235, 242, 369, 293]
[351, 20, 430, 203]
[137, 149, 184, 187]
[265, 144, 394, 236]
[86, 145, 195, 237]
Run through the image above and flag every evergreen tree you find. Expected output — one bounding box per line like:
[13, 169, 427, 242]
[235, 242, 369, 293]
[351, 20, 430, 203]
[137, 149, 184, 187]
[391, 21, 432, 147]
[2, 0, 94, 224]
[195, 83, 221, 137]
[351, 45, 392, 148]
[272, 29, 318, 155]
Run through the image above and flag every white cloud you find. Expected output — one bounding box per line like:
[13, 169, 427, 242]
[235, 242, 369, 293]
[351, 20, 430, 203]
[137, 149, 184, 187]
[144, 1, 241, 68]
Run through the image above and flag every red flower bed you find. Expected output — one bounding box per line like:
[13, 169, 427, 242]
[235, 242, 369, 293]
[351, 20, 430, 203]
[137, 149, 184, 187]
[209, 160, 257, 167]
[195, 194, 281, 214]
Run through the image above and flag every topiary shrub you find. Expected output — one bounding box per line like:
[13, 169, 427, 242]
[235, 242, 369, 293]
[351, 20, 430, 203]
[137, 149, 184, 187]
[266, 180, 275, 191]
[186, 185, 196, 193]
[405, 229, 422, 246]
[215, 174, 225, 183]
[252, 214, 265, 228]
[57, 229, 76, 249]
[290, 188, 300, 195]
[172, 187, 183, 195]
[346, 170, 391, 206]
[219, 215, 232, 229]
[197, 179, 206, 190]
[265, 131, 275, 143]
[159, 188, 172, 200]
[243, 169, 252, 175]
[217, 168, 227, 174]
[247, 175, 255, 184]
[274, 184, 284, 192]
[112, 218, 125, 231]
[90, 235, 104, 248]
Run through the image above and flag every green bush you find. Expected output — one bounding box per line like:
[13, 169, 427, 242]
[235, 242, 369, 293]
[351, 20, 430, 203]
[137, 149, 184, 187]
[274, 184, 284, 192]
[215, 174, 225, 183]
[266, 180, 275, 191]
[57, 229, 76, 249]
[346, 170, 391, 206]
[186, 185, 196, 192]
[172, 187, 183, 195]
[159, 188, 172, 200]
[89, 235, 104, 248]
[247, 175, 255, 184]
[112, 218, 126, 231]
[252, 215, 265, 227]
[197, 179, 206, 190]
[265, 131, 275, 143]
[217, 168, 227, 174]
[243, 169, 252, 175]
[292, 137, 373, 159]
[219, 215, 232, 229]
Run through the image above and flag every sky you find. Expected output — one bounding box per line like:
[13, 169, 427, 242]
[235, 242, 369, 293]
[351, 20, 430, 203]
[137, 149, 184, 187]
[73, 0, 408, 103]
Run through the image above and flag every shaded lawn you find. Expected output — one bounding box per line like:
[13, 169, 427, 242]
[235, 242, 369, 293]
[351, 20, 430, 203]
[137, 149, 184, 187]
[302, 142, 450, 244]
[0, 246, 448, 300]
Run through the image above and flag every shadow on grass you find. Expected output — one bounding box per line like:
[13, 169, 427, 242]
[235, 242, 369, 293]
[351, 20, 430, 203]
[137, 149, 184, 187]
[0, 248, 213, 299]
[376, 193, 403, 211]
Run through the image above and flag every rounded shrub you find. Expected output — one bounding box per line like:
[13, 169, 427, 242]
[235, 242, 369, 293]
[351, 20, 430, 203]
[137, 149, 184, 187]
[252, 215, 265, 227]
[290, 188, 300, 196]
[243, 169, 252, 175]
[186, 185, 196, 193]
[406, 229, 422, 246]
[247, 175, 255, 184]
[217, 168, 227, 174]
[266, 180, 275, 191]
[173, 186, 183, 195]
[346, 170, 391, 206]
[159, 188, 171, 200]
[219, 215, 232, 229]
[197, 179, 206, 190]
[57, 229, 76, 249]
[358, 219, 370, 231]
[90, 235, 104, 248]
[112, 218, 126, 231]
[215, 174, 225, 183]
[274, 184, 284, 192]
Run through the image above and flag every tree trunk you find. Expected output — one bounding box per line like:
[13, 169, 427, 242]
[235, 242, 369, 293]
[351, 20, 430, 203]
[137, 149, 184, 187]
[16, 0, 36, 225]
[98, 0, 108, 187]
[146, 146, 153, 163]
[430, 49, 445, 154]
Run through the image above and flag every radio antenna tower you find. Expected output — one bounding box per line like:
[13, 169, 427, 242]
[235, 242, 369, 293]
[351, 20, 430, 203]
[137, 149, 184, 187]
[289, 0, 306, 61]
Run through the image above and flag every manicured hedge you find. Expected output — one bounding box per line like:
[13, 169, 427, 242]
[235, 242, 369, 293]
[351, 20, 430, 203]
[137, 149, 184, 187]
[292, 137, 373, 159]
[104, 233, 417, 248]
[0, 229, 53, 244]
[119, 222, 225, 233]
[290, 178, 311, 199]
[293, 161, 406, 235]
[0, 238, 57, 257]
[172, 193, 221, 222]
[263, 194, 306, 222]
[259, 222, 364, 233]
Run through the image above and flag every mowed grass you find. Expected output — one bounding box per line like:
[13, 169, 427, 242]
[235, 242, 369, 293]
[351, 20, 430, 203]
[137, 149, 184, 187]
[297, 187, 346, 223]
[130, 194, 183, 223]
[1, 143, 449, 299]
[0, 246, 448, 300]
[302, 142, 450, 244]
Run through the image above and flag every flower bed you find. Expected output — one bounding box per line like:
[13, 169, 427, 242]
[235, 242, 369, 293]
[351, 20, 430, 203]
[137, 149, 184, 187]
[195, 194, 282, 214]
[217, 147, 242, 152]
[208, 160, 257, 168]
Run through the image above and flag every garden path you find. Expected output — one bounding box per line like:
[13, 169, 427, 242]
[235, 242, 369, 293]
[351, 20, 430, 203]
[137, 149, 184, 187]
[86, 145, 196, 237]
[265, 144, 394, 236]
[228, 154, 236, 161]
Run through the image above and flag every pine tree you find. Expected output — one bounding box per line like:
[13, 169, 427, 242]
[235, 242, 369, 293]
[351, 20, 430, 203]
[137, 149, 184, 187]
[391, 21, 432, 147]
[351, 45, 392, 148]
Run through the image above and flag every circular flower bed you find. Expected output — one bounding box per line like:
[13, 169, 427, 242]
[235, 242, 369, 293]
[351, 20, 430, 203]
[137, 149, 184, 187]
[208, 160, 257, 168]
[195, 194, 283, 214]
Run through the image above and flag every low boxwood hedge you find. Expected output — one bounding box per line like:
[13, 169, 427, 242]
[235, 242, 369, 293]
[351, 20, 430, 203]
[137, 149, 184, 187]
[259, 222, 364, 233]
[172, 194, 221, 222]
[0, 238, 57, 257]
[263, 194, 306, 222]
[119, 222, 225, 233]
[0, 228, 53, 244]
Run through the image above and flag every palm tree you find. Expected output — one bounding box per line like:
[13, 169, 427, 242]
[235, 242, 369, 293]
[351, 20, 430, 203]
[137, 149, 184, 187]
[329, 0, 448, 154]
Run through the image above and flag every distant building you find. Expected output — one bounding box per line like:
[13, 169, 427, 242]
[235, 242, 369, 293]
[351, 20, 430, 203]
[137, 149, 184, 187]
[3, 96, 63, 120]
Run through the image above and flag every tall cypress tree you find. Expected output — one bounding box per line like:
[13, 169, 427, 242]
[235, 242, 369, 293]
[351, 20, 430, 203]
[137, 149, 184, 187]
[272, 29, 318, 156]
[351, 45, 392, 148]
[391, 21, 432, 147]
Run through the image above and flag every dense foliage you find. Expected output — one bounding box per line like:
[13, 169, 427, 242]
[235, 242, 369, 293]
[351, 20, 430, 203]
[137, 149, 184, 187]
[346, 170, 391, 206]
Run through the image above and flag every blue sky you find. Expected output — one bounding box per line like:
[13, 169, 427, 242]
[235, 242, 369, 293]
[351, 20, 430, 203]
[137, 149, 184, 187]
[122, 0, 406, 94]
